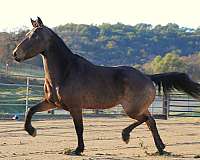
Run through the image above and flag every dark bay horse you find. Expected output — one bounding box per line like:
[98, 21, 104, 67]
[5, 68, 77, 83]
[13, 17, 200, 155]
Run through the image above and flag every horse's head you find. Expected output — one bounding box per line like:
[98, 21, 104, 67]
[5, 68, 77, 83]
[13, 17, 52, 62]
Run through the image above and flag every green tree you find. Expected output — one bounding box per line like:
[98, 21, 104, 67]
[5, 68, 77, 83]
[144, 53, 187, 74]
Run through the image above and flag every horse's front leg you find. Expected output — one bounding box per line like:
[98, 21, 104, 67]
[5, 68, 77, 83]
[70, 107, 84, 155]
[24, 100, 56, 137]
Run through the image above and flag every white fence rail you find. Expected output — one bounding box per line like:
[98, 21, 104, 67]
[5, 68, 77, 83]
[0, 75, 200, 119]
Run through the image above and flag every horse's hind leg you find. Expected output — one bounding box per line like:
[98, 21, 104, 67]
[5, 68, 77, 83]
[24, 100, 56, 137]
[122, 115, 147, 144]
[122, 111, 165, 155]
[145, 113, 165, 154]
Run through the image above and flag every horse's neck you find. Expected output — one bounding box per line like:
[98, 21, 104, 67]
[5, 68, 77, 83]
[41, 42, 73, 87]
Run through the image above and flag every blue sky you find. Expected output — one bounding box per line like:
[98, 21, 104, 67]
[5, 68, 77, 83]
[0, 0, 200, 31]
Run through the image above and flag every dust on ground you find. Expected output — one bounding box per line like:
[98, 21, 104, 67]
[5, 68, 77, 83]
[0, 117, 199, 160]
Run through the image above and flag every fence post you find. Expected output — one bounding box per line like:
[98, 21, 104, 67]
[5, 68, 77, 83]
[25, 77, 30, 116]
[163, 92, 170, 120]
[94, 109, 99, 115]
[5, 63, 9, 75]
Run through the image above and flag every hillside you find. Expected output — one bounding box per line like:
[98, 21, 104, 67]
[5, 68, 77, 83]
[54, 23, 200, 66]
[1, 23, 200, 67]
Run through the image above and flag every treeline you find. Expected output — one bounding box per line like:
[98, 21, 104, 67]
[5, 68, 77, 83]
[137, 52, 200, 80]
[0, 22, 200, 79]
[54, 23, 200, 65]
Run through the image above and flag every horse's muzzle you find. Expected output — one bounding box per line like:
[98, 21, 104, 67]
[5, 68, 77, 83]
[14, 57, 21, 62]
[13, 50, 22, 62]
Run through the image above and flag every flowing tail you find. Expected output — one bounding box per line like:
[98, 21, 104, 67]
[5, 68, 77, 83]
[148, 72, 200, 99]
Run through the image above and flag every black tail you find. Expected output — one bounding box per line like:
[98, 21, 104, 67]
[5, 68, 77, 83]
[148, 72, 200, 99]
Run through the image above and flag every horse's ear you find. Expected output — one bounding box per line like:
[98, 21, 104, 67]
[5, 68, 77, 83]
[37, 17, 44, 27]
[30, 18, 38, 28]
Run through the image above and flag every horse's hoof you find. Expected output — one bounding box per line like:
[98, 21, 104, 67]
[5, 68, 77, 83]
[73, 150, 81, 156]
[122, 131, 130, 144]
[62, 148, 80, 156]
[68, 149, 82, 156]
[159, 151, 164, 155]
[72, 146, 84, 155]
[157, 148, 164, 155]
[25, 127, 37, 137]
[31, 128, 37, 137]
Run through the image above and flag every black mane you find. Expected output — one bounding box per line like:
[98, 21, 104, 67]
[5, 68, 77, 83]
[47, 27, 74, 56]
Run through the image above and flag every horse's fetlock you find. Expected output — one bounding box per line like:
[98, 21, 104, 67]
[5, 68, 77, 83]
[74, 145, 84, 155]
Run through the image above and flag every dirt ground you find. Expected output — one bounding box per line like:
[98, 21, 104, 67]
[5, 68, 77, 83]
[0, 117, 199, 160]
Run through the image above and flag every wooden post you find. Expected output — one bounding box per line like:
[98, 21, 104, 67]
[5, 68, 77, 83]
[163, 92, 170, 120]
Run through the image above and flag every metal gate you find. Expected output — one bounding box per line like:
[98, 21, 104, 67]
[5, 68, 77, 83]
[169, 93, 200, 117]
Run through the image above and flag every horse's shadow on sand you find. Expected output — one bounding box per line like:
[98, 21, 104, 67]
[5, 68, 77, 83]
[62, 149, 188, 160]
[145, 150, 184, 158]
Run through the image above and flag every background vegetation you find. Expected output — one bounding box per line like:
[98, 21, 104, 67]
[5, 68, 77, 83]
[0, 22, 200, 114]
[1, 22, 200, 79]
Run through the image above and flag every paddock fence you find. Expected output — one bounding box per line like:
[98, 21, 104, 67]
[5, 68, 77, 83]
[0, 74, 200, 120]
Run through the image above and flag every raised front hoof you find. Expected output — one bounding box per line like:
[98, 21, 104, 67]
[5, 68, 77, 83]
[25, 127, 37, 137]
[122, 130, 130, 144]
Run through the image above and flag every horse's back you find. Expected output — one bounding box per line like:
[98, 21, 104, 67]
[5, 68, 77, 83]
[117, 66, 154, 90]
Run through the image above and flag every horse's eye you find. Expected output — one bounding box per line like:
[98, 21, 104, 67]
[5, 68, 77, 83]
[32, 34, 39, 40]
